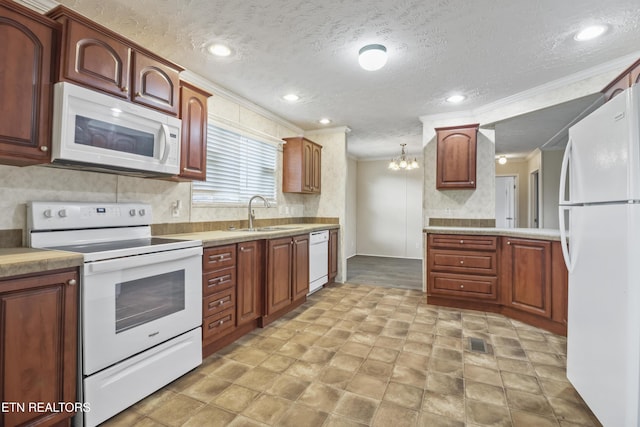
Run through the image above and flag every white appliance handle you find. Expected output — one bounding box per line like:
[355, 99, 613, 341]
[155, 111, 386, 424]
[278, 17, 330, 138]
[86, 246, 202, 275]
[558, 205, 574, 272]
[159, 124, 171, 163]
[559, 138, 572, 205]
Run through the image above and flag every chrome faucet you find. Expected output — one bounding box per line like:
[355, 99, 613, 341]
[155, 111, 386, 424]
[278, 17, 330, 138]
[248, 195, 271, 230]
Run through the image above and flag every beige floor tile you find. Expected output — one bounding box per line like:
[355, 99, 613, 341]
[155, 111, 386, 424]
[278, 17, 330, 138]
[426, 372, 464, 396]
[333, 392, 380, 424]
[433, 346, 462, 362]
[340, 341, 371, 358]
[276, 341, 308, 358]
[300, 347, 335, 364]
[132, 389, 177, 415]
[539, 378, 583, 403]
[383, 382, 424, 410]
[277, 403, 328, 427]
[181, 404, 237, 427]
[430, 357, 464, 377]
[493, 345, 528, 360]
[403, 341, 433, 355]
[226, 414, 269, 427]
[418, 411, 465, 427]
[463, 351, 499, 369]
[511, 410, 560, 427]
[548, 397, 601, 426]
[372, 402, 419, 427]
[265, 374, 310, 400]
[465, 381, 506, 406]
[526, 350, 566, 367]
[501, 371, 542, 394]
[329, 353, 364, 371]
[211, 384, 259, 413]
[497, 358, 536, 375]
[506, 389, 555, 417]
[211, 360, 252, 382]
[251, 336, 287, 352]
[465, 399, 512, 427]
[241, 394, 290, 424]
[346, 372, 388, 399]
[100, 409, 144, 426]
[165, 370, 207, 393]
[391, 365, 427, 388]
[534, 364, 569, 381]
[297, 382, 343, 412]
[422, 391, 465, 421]
[182, 375, 232, 402]
[464, 365, 503, 387]
[259, 353, 296, 373]
[323, 414, 369, 427]
[234, 367, 279, 391]
[285, 360, 324, 381]
[368, 346, 399, 363]
[146, 394, 204, 427]
[395, 351, 429, 370]
[318, 366, 354, 389]
[358, 359, 393, 379]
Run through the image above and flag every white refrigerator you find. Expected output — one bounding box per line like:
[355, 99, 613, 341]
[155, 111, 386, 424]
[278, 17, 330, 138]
[559, 85, 640, 427]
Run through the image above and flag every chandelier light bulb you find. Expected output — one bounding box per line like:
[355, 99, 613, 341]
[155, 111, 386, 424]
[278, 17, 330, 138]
[498, 156, 507, 165]
[389, 144, 419, 171]
[358, 44, 388, 71]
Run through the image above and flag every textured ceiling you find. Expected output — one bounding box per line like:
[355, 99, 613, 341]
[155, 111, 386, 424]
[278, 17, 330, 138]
[55, 0, 640, 159]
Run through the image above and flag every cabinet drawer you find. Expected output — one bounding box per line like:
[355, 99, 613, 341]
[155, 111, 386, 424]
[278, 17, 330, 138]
[203, 308, 235, 341]
[429, 249, 497, 275]
[203, 267, 235, 296]
[203, 288, 235, 318]
[203, 245, 236, 271]
[429, 234, 497, 251]
[429, 272, 497, 300]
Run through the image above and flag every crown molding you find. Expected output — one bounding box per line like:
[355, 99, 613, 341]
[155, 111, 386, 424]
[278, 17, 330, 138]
[419, 50, 640, 125]
[180, 70, 304, 135]
[13, 0, 58, 12]
[304, 126, 351, 136]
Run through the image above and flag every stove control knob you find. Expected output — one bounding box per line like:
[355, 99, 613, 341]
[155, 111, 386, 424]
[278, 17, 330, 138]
[43, 209, 53, 218]
[129, 209, 136, 216]
[138, 209, 146, 216]
[58, 209, 67, 218]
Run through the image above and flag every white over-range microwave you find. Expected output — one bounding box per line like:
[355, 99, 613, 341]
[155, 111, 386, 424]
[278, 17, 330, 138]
[51, 82, 181, 176]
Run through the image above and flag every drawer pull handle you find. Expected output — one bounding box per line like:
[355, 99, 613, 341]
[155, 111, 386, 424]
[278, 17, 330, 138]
[219, 300, 225, 306]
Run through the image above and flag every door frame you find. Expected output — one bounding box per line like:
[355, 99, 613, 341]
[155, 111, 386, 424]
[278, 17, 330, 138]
[496, 174, 518, 228]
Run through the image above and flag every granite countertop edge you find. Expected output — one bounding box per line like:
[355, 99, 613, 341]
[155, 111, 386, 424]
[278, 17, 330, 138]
[0, 248, 84, 279]
[423, 226, 561, 241]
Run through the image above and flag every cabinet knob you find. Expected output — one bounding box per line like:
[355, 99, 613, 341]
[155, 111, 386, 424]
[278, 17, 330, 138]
[219, 300, 224, 306]
[121, 86, 128, 92]
[460, 240, 464, 244]
[68, 279, 77, 286]
[470, 181, 474, 185]
[40, 146, 48, 152]
[459, 260, 464, 264]
[460, 284, 464, 289]
[219, 319, 224, 325]
[507, 241, 511, 245]
[219, 255, 225, 260]
[135, 92, 142, 97]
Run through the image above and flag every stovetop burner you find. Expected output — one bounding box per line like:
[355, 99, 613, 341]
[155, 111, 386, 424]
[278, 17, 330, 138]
[47, 237, 190, 254]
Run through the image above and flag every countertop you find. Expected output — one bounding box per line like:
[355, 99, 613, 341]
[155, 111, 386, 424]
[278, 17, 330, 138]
[163, 223, 340, 247]
[0, 248, 84, 279]
[0, 223, 339, 279]
[423, 226, 561, 241]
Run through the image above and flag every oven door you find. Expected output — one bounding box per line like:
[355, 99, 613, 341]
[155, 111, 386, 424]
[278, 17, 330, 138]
[82, 246, 202, 375]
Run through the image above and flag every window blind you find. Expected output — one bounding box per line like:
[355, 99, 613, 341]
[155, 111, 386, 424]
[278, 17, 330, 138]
[192, 124, 277, 204]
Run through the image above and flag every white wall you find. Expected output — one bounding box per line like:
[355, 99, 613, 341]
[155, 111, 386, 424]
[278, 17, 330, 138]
[356, 159, 423, 259]
[345, 157, 357, 258]
[541, 149, 564, 229]
[495, 159, 530, 228]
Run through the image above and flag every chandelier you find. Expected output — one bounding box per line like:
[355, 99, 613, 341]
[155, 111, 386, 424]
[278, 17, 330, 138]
[388, 144, 419, 170]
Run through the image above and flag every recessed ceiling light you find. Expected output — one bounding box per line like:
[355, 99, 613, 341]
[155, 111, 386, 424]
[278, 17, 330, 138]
[208, 43, 232, 57]
[319, 118, 331, 125]
[358, 44, 388, 71]
[446, 94, 466, 103]
[574, 25, 607, 41]
[283, 94, 300, 102]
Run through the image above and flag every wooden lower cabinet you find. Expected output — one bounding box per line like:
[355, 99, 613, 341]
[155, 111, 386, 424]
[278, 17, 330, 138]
[263, 235, 309, 325]
[0, 268, 78, 427]
[501, 238, 552, 317]
[236, 241, 263, 326]
[427, 233, 568, 335]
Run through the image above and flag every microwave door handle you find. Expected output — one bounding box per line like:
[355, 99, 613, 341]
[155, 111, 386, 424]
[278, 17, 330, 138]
[159, 124, 171, 163]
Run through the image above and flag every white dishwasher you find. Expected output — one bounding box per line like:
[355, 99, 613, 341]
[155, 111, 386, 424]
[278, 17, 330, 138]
[308, 230, 329, 294]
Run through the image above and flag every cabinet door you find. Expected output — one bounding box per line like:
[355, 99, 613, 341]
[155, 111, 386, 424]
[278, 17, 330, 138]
[131, 51, 180, 115]
[266, 237, 293, 314]
[328, 229, 339, 283]
[311, 143, 322, 192]
[550, 241, 568, 326]
[302, 141, 314, 192]
[436, 124, 478, 189]
[179, 82, 209, 180]
[0, 270, 78, 427]
[292, 235, 310, 301]
[61, 18, 131, 98]
[501, 238, 552, 317]
[0, 3, 56, 165]
[237, 241, 263, 325]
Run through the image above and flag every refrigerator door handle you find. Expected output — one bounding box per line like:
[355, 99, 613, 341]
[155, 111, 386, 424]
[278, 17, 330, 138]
[559, 205, 574, 272]
[559, 138, 573, 205]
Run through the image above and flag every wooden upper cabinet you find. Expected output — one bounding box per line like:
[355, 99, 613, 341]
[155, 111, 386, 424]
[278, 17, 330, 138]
[132, 51, 180, 115]
[57, 16, 130, 98]
[178, 81, 210, 180]
[0, 1, 58, 165]
[282, 137, 322, 194]
[435, 124, 479, 190]
[47, 6, 182, 115]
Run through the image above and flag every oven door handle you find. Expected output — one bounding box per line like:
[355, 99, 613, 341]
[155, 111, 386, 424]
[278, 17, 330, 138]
[85, 246, 203, 275]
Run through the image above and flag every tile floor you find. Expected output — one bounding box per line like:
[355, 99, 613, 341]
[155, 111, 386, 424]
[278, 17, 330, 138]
[102, 283, 601, 427]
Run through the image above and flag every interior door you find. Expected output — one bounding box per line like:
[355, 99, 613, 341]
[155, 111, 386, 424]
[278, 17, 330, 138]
[495, 176, 516, 228]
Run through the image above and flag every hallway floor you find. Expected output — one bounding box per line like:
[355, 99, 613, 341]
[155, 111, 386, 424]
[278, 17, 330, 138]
[347, 256, 422, 290]
[102, 283, 600, 427]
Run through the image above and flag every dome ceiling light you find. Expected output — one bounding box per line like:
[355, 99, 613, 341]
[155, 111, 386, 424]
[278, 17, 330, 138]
[446, 94, 466, 104]
[282, 93, 300, 102]
[574, 25, 607, 41]
[498, 156, 507, 165]
[358, 44, 388, 71]
[208, 43, 232, 57]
